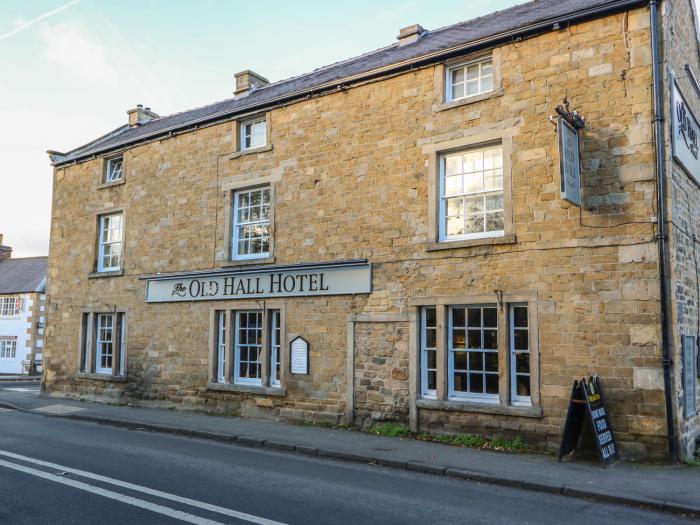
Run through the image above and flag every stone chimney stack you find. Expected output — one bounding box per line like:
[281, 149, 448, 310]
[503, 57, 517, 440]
[234, 70, 269, 98]
[0, 234, 12, 261]
[127, 104, 159, 127]
[396, 24, 427, 46]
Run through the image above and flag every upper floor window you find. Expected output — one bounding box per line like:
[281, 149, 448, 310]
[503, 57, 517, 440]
[98, 212, 123, 272]
[240, 118, 266, 150]
[446, 57, 493, 102]
[0, 297, 20, 316]
[440, 145, 504, 241]
[232, 186, 271, 260]
[105, 156, 124, 183]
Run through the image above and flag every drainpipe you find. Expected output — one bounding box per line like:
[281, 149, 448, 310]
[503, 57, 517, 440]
[649, 0, 678, 462]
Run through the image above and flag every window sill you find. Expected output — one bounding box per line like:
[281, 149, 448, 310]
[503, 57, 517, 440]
[416, 398, 542, 418]
[88, 270, 124, 279]
[220, 256, 276, 268]
[77, 373, 127, 383]
[228, 144, 273, 159]
[434, 88, 504, 112]
[207, 382, 286, 396]
[97, 179, 125, 190]
[426, 234, 516, 252]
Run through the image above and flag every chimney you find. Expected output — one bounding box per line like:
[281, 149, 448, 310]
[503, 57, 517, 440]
[397, 24, 427, 46]
[0, 234, 11, 261]
[234, 70, 269, 98]
[127, 104, 159, 127]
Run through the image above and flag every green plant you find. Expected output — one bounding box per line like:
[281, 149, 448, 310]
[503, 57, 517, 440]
[368, 423, 411, 437]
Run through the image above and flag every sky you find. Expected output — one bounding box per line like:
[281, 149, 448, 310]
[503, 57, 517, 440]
[0, 0, 697, 258]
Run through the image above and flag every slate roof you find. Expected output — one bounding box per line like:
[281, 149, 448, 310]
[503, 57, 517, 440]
[0, 257, 48, 294]
[51, 0, 643, 166]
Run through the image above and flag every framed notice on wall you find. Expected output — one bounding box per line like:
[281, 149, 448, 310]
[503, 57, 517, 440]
[290, 336, 309, 375]
[683, 335, 697, 418]
[558, 118, 582, 206]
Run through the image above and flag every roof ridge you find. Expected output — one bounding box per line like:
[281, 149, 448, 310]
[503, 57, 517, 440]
[0, 256, 48, 261]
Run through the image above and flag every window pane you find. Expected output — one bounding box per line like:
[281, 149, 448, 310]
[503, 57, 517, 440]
[428, 371, 437, 391]
[446, 197, 463, 217]
[485, 193, 503, 211]
[470, 373, 484, 393]
[447, 217, 464, 236]
[467, 308, 481, 327]
[454, 372, 468, 392]
[465, 215, 484, 234]
[468, 352, 483, 371]
[451, 68, 464, 84]
[516, 375, 531, 397]
[464, 195, 483, 214]
[453, 329, 466, 349]
[486, 213, 504, 232]
[467, 330, 481, 349]
[466, 64, 480, 80]
[463, 172, 483, 193]
[513, 307, 528, 328]
[481, 75, 493, 92]
[445, 175, 462, 196]
[514, 329, 529, 351]
[485, 374, 499, 394]
[481, 60, 493, 75]
[452, 307, 465, 327]
[466, 80, 479, 95]
[483, 308, 497, 327]
[426, 328, 436, 348]
[462, 151, 482, 173]
[445, 155, 462, 176]
[516, 352, 530, 374]
[454, 351, 467, 370]
[427, 349, 437, 369]
[425, 307, 436, 327]
[451, 83, 465, 100]
[483, 329, 498, 350]
[485, 352, 499, 372]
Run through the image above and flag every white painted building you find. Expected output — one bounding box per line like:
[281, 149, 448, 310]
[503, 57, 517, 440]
[0, 235, 47, 375]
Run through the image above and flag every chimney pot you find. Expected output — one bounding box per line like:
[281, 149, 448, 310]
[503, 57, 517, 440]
[128, 104, 159, 127]
[234, 70, 269, 98]
[397, 24, 427, 46]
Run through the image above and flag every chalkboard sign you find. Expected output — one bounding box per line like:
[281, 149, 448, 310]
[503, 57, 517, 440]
[558, 375, 619, 466]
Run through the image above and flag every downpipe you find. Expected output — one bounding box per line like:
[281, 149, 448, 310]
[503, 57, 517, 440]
[649, 0, 679, 462]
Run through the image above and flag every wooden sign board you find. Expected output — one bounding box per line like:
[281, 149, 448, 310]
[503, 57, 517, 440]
[558, 375, 619, 467]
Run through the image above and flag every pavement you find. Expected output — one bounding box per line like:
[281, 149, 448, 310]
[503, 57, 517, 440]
[1, 381, 699, 519]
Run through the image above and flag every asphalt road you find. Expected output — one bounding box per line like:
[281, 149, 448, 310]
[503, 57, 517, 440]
[0, 403, 695, 524]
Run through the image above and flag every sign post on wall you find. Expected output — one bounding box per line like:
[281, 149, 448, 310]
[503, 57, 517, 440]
[554, 96, 585, 207]
[290, 336, 309, 375]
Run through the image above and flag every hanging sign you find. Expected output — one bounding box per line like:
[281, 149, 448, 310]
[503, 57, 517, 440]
[290, 336, 309, 375]
[558, 375, 619, 467]
[672, 80, 700, 182]
[143, 260, 371, 303]
[558, 118, 582, 206]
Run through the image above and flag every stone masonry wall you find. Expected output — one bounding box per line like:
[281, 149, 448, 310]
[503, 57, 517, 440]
[353, 321, 410, 426]
[662, 0, 700, 460]
[45, 6, 668, 457]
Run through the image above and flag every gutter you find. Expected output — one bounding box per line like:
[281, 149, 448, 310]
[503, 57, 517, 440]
[649, 0, 679, 462]
[53, 0, 647, 167]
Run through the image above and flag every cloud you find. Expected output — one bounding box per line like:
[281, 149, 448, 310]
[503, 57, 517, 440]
[0, 0, 80, 41]
[39, 21, 120, 86]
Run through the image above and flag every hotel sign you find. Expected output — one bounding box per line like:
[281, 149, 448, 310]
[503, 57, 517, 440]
[558, 118, 582, 206]
[672, 80, 700, 183]
[143, 261, 372, 303]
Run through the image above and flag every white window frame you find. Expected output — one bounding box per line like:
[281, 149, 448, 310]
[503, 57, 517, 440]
[105, 156, 124, 183]
[0, 339, 16, 359]
[95, 313, 114, 374]
[270, 310, 281, 387]
[97, 213, 123, 272]
[232, 186, 271, 260]
[233, 311, 263, 386]
[447, 305, 499, 403]
[0, 297, 20, 316]
[509, 304, 531, 406]
[240, 117, 267, 151]
[216, 311, 226, 383]
[420, 306, 437, 399]
[438, 145, 504, 242]
[446, 56, 493, 102]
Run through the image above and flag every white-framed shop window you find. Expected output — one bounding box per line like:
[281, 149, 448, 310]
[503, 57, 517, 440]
[80, 312, 126, 376]
[446, 56, 493, 102]
[0, 338, 17, 359]
[232, 186, 271, 259]
[105, 156, 124, 183]
[448, 305, 499, 402]
[97, 212, 123, 272]
[510, 304, 531, 405]
[240, 118, 266, 150]
[420, 306, 438, 398]
[270, 310, 281, 386]
[439, 145, 504, 242]
[234, 311, 263, 385]
[0, 296, 21, 316]
[95, 314, 114, 374]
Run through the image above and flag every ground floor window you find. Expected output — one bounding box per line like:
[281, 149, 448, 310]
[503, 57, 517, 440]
[419, 302, 533, 407]
[0, 337, 17, 359]
[213, 308, 283, 388]
[80, 312, 126, 376]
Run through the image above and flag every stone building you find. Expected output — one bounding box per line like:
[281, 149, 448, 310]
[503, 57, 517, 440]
[0, 235, 47, 375]
[45, 0, 700, 460]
